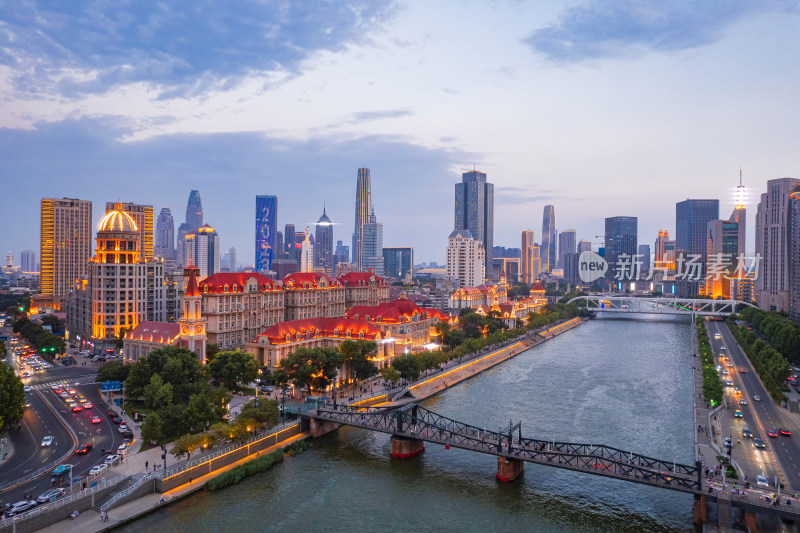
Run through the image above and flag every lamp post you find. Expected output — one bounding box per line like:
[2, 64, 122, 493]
[352, 370, 357, 400]
[332, 370, 338, 410]
[281, 386, 286, 421]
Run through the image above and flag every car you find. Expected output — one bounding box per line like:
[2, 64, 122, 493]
[41, 436, 54, 447]
[734, 409, 743, 418]
[108, 409, 118, 417]
[715, 332, 721, 339]
[118, 423, 128, 433]
[122, 430, 133, 439]
[726, 380, 734, 387]
[721, 346, 726, 350]
[754, 395, 761, 401]
[71, 405, 83, 413]
[53, 387, 62, 393]
[83, 402, 93, 409]
[23, 385, 31, 392]
[68, 388, 76, 395]
[723, 437, 732, 447]
[779, 428, 791, 436]
[21, 372, 29, 378]
[756, 475, 769, 487]
[767, 430, 778, 438]
[89, 464, 108, 476]
[739, 368, 747, 373]
[117, 443, 128, 453]
[91, 416, 101, 424]
[51, 464, 73, 476]
[36, 488, 65, 503]
[76, 443, 93, 455]
[59, 392, 69, 399]
[103, 454, 120, 466]
[722, 369, 729, 375]
[5, 500, 37, 517]
[78, 398, 88, 404]
[739, 398, 747, 405]
[754, 438, 766, 449]
[123, 436, 133, 445]
[112, 416, 122, 424]
[742, 428, 753, 439]
[734, 387, 741, 394]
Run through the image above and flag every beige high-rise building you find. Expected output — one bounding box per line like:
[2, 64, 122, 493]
[106, 202, 154, 261]
[446, 229, 485, 288]
[756, 178, 797, 312]
[38, 197, 93, 310]
[520, 230, 537, 284]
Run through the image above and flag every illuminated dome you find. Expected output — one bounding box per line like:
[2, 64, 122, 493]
[98, 204, 138, 233]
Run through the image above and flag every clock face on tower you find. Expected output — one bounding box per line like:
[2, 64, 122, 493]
[195, 326, 204, 334]
[181, 326, 188, 334]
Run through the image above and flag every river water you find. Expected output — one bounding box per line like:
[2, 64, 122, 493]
[120, 315, 697, 532]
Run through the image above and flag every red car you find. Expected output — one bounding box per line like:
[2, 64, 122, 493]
[779, 428, 792, 437]
[71, 405, 83, 413]
[91, 416, 101, 424]
[739, 368, 747, 373]
[76, 443, 93, 454]
[767, 430, 778, 438]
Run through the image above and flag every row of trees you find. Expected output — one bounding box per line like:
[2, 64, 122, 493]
[0, 363, 25, 433]
[727, 318, 791, 402]
[696, 320, 723, 406]
[271, 340, 380, 393]
[10, 317, 66, 356]
[739, 307, 800, 364]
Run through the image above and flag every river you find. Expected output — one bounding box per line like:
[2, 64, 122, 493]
[120, 315, 697, 532]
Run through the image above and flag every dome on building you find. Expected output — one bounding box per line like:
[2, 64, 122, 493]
[98, 204, 138, 233]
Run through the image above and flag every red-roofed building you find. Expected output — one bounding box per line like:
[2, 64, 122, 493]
[474, 296, 545, 328]
[345, 297, 455, 354]
[282, 272, 345, 321]
[199, 272, 284, 350]
[448, 284, 507, 310]
[338, 272, 390, 309]
[247, 317, 393, 370]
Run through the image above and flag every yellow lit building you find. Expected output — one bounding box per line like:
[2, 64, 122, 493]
[105, 202, 154, 261]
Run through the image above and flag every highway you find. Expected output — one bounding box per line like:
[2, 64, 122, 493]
[707, 320, 800, 491]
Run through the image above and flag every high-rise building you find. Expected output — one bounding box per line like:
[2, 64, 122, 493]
[334, 240, 350, 267]
[228, 247, 237, 272]
[176, 222, 192, 268]
[362, 209, 384, 276]
[541, 205, 556, 273]
[789, 183, 800, 320]
[276, 231, 284, 260]
[353, 168, 373, 270]
[20, 250, 37, 275]
[654, 229, 670, 265]
[105, 202, 154, 261]
[255, 195, 278, 273]
[558, 229, 576, 269]
[454, 170, 494, 278]
[520, 230, 537, 284]
[193, 224, 221, 280]
[314, 206, 334, 275]
[563, 252, 580, 285]
[382, 247, 413, 280]
[186, 190, 203, 232]
[577, 240, 592, 254]
[705, 219, 740, 299]
[638, 244, 651, 277]
[284, 223, 298, 266]
[39, 197, 92, 309]
[300, 228, 314, 273]
[154, 208, 175, 260]
[446, 229, 485, 288]
[756, 178, 797, 311]
[604, 216, 638, 290]
[676, 199, 719, 261]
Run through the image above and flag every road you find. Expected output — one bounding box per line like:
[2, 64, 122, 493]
[707, 320, 800, 491]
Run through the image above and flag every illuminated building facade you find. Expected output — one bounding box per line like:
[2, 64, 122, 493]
[282, 272, 346, 321]
[353, 168, 372, 270]
[339, 272, 390, 309]
[247, 317, 391, 371]
[314, 206, 334, 274]
[193, 224, 221, 280]
[520, 230, 536, 284]
[106, 202, 154, 261]
[448, 283, 507, 310]
[454, 170, 494, 278]
[255, 195, 278, 273]
[446, 229, 485, 288]
[39, 197, 93, 310]
[300, 228, 314, 273]
[199, 272, 283, 350]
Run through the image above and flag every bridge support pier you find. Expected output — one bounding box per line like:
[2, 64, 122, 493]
[309, 417, 339, 438]
[743, 511, 758, 533]
[692, 495, 707, 525]
[496, 457, 524, 483]
[390, 436, 425, 459]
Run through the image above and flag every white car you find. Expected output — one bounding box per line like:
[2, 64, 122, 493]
[756, 475, 769, 487]
[117, 443, 128, 453]
[41, 436, 54, 447]
[118, 423, 128, 433]
[89, 463, 108, 476]
[103, 454, 121, 466]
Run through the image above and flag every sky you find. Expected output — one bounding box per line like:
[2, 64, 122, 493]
[2, 0, 799, 266]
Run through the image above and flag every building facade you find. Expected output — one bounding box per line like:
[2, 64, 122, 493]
[353, 168, 372, 270]
[382, 247, 413, 280]
[193, 224, 221, 280]
[756, 178, 797, 312]
[454, 170, 494, 278]
[558, 229, 576, 270]
[541, 205, 556, 273]
[362, 210, 384, 276]
[314, 207, 334, 275]
[448, 283, 507, 310]
[339, 271, 390, 309]
[604, 216, 638, 290]
[106, 202, 154, 261]
[282, 272, 346, 321]
[446, 229, 485, 288]
[255, 195, 278, 273]
[520, 230, 536, 284]
[20, 250, 37, 275]
[155, 207, 175, 261]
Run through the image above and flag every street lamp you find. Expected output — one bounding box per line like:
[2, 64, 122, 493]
[332, 370, 338, 410]
[352, 370, 357, 400]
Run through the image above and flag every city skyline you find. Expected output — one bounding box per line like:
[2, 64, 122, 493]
[1, 2, 798, 265]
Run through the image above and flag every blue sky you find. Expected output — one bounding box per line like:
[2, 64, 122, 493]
[2, 0, 798, 265]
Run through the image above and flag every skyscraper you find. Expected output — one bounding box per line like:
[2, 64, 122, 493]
[193, 224, 220, 280]
[540, 205, 556, 273]
[155, 207, 175, 260]
[654, 230, 671, 265]
[353, 168, 372, 270]
[454, 170, 494, 278]
[300, 228, 314, 273]
[756, 178, 797, 311]
[186, 190, 203, 232]
[604, 216, 638, 290]
[638, 244, 651, 277]
[105, 202, 154, 261]
[676, 199, 719, 260]
[520, 230, 536, 284]
[362, 209, 384, 276]
[577, 240, 592, 254]
[446, 229, 485, 288]
[39, 197, 92, 309]
[255, 195, 278, 273]
[334, 240, 350, 268]
[789, 183, 800, 320]
[382, 247, 413, 279]
[557, 229, 576, 269]
[176, 222, 192, 268]
[314, 206, 334, 274]
[20, 250, 36, 275]
[284, 223, 298, 268]
[228, 247, 237, 272]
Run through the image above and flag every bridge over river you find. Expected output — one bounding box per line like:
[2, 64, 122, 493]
[566, 296, 757, 318]
[307, 403, 800, 527]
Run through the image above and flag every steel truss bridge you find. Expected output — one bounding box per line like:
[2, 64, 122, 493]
[566, 296, 756, 317]
[309, 404, 800, 520]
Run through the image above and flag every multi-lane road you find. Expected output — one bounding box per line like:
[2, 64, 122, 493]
[707, 320, 800, 491]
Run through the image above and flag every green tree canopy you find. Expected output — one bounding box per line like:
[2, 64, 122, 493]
[391, 353, 421, 381]
[339, 340, 378, 380]
[140, 411, 163, 444]
[209, 350, 260, 387]
[143, 374, 173, 410]
[97, 361, 131, 383]
[0, 363, 25, 432]
[278, 347, 343, 392]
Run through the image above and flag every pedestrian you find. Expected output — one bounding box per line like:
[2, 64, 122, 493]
[104, 511, 109, 522]
[189, 476, 192, 484]
[145, 460, 148, 470]
[100, 511, 105, 522]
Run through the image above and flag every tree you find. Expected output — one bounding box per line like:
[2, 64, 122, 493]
[392, 354, 421, 381]
[125, 362, 153, 399]
[380, 366, 401, 384]
[41, 314, 63, 333]
[0, 363, 25, 432]
[206, 343, 220, 362]
[141, 412, 163, 444]
[97, 361, 131, 383]
[170, 433, 200, 459]
[236, 399, 279, 431]
[442, 329, 465, 351]
[209, 350, 260, 388]
[459, 312, 484, 339]
[278, 347, 343, 392]
[339, 340, 378, 380]
[143, 374, 173, 410]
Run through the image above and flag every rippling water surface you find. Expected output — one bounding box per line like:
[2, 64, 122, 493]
[120, 315, 697, 532]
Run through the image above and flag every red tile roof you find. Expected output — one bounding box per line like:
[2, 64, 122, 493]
[346, 298, 450, 323]
[282, 272, 340, 289]
[338, 272, 388, 286]
[126, 321, 180, 344]
[253, 317, 382, 345]
[199, 272, 279, 293]
[531, 281, 545, 292]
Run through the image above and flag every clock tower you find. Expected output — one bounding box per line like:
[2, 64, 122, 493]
[179, 263, 207, 363]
